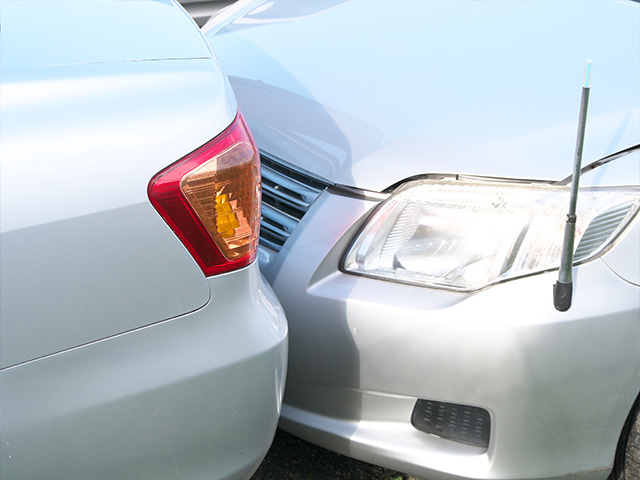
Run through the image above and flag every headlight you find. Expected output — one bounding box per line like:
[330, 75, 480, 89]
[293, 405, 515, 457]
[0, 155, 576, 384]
[343, 180, 640, 292]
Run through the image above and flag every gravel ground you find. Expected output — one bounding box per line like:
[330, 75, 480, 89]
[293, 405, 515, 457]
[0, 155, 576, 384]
[251, 429, 426, 480]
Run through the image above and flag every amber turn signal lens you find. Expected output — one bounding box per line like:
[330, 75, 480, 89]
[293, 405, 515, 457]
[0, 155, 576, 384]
[148, 113, 261, 276]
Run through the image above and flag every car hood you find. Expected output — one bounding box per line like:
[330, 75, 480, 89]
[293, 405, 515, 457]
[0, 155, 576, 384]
[207, 0, 640, 191]
[0, 0, 211, 67]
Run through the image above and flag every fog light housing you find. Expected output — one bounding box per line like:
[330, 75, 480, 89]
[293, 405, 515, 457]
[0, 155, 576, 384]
[411, 399, 491, 449]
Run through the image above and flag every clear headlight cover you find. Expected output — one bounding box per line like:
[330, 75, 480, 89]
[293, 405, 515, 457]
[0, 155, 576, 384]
[343, 180, 640, 292]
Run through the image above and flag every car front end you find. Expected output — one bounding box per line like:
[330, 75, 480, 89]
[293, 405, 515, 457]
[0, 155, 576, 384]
[204, 1, 640, 479]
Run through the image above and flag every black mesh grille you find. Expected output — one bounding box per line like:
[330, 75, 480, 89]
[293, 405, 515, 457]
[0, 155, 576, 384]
[411, 399, 491, 449]
[260, 153, 331, 251]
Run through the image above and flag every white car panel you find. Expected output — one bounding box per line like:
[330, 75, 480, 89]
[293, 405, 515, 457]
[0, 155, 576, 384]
[0, 1, 287, 478]
[0, 0, 211, 67]
[0, 58, 237, 368]
[1, 264, 287, 480]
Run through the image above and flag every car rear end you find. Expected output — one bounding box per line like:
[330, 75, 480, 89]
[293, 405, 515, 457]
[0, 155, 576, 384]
[0, 1, 287, 479]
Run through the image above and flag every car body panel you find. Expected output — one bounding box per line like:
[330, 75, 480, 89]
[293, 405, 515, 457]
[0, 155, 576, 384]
[1, 1, 287, 478]
[1, 263, 287, 480]
[207, 0, 640, 191]
[1, 60, 235, 232]
[0, 202, 210, 369]
[0, 0, 211, 67]
[268, 191, 638, 480]
[1, 8, 236, 368]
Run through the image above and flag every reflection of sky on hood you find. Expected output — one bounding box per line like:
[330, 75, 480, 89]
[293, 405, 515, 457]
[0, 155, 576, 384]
[210, 0, 639, 189]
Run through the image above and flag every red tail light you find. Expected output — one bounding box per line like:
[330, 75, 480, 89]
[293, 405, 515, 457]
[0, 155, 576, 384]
[148, 113, 260, 276]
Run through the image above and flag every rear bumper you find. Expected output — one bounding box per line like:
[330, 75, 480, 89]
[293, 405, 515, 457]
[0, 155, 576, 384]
[0, 262, 287, 480]
[262, 191, 640, 480]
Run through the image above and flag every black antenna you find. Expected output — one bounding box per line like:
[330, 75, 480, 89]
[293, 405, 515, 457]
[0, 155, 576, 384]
[554, 60, 592, 312]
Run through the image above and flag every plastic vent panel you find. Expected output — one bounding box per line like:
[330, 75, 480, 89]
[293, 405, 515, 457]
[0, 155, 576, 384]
[574, 201, 637, 262]
[260, 153, 331, 251]
[411, 399, 491, 449]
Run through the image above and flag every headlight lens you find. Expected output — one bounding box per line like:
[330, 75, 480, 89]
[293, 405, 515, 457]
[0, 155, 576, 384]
[343, 180, 640, 291]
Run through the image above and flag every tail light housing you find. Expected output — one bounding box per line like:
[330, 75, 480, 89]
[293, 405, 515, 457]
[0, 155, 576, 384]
[148, 113, 261, 276]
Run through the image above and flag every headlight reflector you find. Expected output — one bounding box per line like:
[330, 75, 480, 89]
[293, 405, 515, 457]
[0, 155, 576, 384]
[343, 180, 640, 291]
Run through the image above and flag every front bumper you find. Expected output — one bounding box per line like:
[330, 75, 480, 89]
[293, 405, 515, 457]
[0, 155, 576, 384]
[260, 190, 640, 480]
[0, 262, 288, 480]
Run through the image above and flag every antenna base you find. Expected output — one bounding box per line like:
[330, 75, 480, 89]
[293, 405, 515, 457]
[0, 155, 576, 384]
[553, 281, 573, 312]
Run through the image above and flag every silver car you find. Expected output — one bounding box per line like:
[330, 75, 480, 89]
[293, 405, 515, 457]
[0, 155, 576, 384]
[204, 1, 640, 479]
[0, 1, 287, 479]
